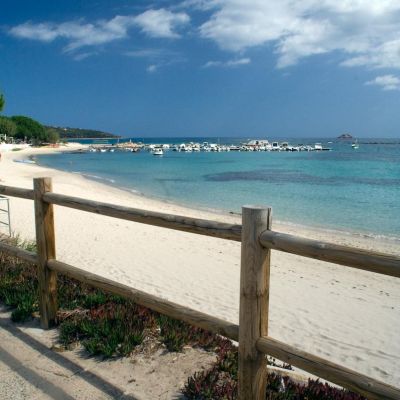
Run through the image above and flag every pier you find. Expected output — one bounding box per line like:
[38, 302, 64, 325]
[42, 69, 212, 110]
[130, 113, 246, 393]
[81, 140, 333, 154]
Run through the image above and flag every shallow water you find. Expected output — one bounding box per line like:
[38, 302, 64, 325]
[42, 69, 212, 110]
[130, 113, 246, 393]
[37, 138, 400, 239]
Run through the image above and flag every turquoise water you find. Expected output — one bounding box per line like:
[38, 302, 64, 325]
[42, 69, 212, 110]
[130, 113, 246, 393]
[36, 138, 400, 238]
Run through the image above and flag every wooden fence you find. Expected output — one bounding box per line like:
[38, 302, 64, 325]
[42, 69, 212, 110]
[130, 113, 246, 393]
[0, 177, 400, 400]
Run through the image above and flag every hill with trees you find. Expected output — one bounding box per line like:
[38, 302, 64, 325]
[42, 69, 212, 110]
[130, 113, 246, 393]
[0, 114, 59, 144]
[45, 126, 120, 139]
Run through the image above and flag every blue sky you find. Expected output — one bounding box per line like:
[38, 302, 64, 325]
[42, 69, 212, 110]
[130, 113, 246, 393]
[1, 0, 400, 137]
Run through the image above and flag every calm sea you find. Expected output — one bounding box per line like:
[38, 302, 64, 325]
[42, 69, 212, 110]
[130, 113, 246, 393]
[36, 138, 400, 239]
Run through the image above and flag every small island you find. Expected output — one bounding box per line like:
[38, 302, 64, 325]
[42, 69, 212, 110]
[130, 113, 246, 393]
[337, 133, 353, 139]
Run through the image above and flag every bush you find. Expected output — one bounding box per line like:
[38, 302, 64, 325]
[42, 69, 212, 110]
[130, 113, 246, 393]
[0, 116, 17, 138]
[183, 346, 367, 400]
[58, 302, 151, 357]
[46, 128, 60, 144]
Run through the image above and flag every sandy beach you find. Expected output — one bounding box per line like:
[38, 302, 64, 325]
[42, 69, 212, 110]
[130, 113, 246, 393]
[1, 144, 399, 387]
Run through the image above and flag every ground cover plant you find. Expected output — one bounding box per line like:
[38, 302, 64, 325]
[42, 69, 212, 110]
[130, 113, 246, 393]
[0, 237, 366, 399]
[183, 344, 366, 399]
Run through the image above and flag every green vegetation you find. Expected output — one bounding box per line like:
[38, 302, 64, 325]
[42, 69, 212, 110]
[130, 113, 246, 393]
[0, 239, 365, 399]
[0, 115, 58, 144]
[44, 125, 120, 139]
[10, 115, 47, 143]
[0, 93, 4, 112]
[44, 126, 60, 144]
[0, 116, 17, 138]
[0, 90, 114, 143]
[0, 236, 37, 321]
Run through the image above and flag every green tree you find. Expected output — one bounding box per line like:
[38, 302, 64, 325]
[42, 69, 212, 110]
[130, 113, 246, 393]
[0, 93, 4, 112]
[10, 115, 46, 143]
[46, 128, 60, 144]
[0, 117, 17, 138]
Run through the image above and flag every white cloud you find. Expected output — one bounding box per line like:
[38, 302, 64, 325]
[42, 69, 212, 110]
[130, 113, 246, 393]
[72, 51, 98, 61]
[125, 48, 186, 72]
[203, 57, 250, 68]
[366, 75, 400, 90]
[203, 60, 221, 68]
[125, 48, 166, 58]
[133, 9, 190, 39]
[195, 0, 400, 69]
[226, 58, 251, 66]
[124, 48, 180, 60]
[9, 22, 60, 42]
[10, 17, 132, 52]
[9, 9, 190, 53]
[147, 64, 158, 73]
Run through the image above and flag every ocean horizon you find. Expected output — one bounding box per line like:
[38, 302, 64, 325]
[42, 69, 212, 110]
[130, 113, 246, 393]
[36, 137, 400, 240]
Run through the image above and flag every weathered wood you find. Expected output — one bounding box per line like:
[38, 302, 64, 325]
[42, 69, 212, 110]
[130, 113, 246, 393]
[47, 259, 239, 341]
[257, 336, 400, 400]
[0, 185, 34, 200]
[0, 240, 37, 264]
[238, 206, 272, 400]
[259, 230, 400, 278]
[43, 192, 242, 241]
[34, 178, 57, 329]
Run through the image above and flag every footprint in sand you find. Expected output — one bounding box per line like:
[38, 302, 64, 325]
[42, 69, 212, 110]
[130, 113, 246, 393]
[373, 366, 389, 377]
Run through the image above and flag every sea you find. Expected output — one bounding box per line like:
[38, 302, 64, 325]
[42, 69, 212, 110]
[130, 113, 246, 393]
[35, 137, 400, 240]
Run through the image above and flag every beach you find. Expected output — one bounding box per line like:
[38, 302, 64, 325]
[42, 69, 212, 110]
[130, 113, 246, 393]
[1, 144, 400, 387]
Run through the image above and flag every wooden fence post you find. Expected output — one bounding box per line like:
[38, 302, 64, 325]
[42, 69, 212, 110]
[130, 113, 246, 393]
[239, 205, 272, 400]
[34, 177, 57, 329]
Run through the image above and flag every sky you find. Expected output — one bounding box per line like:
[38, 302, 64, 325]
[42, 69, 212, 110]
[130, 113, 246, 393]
[1, 0, 400, 138]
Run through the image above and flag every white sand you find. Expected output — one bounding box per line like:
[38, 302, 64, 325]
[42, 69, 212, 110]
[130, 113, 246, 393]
[1, 145, 399, 387]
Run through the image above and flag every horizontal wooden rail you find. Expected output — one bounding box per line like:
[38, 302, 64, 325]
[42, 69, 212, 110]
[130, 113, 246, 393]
[47, 259, 239, 341]
[0, 240, 37, 264]
[260, 230, 400, 278]
[256, 336, 400, 400]
[43, 193, 242, 241]
[0, 185, 34, 200]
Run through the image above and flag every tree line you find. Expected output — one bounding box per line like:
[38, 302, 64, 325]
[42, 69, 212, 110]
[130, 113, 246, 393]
[0, 92, 118, 144]
[0, 93, 59, 144]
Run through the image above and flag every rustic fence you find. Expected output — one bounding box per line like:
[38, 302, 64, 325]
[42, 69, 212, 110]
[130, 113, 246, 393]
[0, 177, 400, 400]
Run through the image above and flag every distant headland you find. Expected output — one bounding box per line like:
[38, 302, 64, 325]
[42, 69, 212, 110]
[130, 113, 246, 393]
[337, 133, 353, 139]
[45, 125, 121, 139]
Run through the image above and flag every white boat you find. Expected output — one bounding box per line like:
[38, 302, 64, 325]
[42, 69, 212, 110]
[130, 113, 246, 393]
[352, 140, 359, 149]
[152, 148, 163, 156]
[280, 142, 289, 151]
[271, 142, 280, 151]
[13, 159, 36, 164]
[314, 143, 323, 151]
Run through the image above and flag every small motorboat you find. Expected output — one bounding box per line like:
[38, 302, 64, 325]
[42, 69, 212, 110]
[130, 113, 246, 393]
[152, 148, 163, 156]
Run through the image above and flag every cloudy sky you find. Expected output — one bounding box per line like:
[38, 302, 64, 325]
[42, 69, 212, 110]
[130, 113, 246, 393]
[1, 0, 400, 137]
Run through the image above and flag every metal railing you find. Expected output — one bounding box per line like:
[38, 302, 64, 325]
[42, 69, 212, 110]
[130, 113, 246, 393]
[0, 195, 11, 236]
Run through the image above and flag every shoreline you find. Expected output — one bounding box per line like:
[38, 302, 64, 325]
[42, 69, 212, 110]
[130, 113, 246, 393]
[1, 144, 400, 386]
[31, 147, 400, 246]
